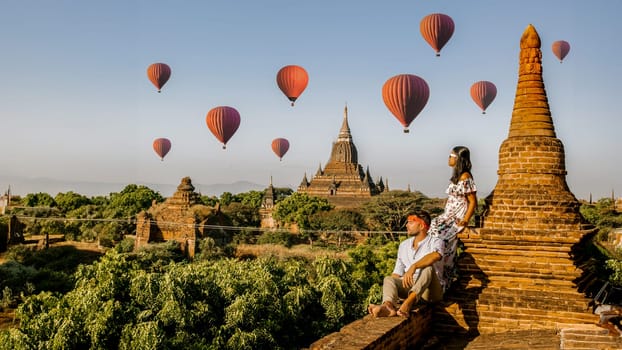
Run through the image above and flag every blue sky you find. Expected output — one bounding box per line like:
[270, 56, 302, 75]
[1, 1, 621, 200]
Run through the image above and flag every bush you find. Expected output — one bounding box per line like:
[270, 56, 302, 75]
[114, 237, 136, 253]
[257, 231, 298, 248]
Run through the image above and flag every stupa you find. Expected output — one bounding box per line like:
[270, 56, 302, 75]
[436, 24, 600, 335]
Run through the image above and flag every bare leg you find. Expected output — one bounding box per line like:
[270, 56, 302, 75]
[398, 292, 418, 317]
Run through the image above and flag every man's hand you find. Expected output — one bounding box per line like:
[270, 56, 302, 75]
[402, 265, 417, 289]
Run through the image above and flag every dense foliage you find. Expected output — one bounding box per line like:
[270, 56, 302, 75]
[0, 240, 396, 350]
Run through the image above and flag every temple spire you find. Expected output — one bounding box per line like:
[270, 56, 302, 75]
[337, 104, 352, 142]
[509, 24, 556, 138]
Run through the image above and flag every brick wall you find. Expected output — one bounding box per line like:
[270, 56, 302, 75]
[308, 306, 432, 350]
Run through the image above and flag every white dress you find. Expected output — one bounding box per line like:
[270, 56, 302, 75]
[428, 177, 477, 292]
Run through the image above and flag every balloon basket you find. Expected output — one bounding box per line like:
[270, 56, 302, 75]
[403, 129, 410, 134]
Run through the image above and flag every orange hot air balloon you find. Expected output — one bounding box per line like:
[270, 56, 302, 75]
[552, 40, 571, 63]
[153, 138, 171, 161]
[382, 74, 430, 133]
[206, 106, 241, 149]
[276, 65, 309, 106]
[470, 81, 497, 114]
[420, 13, 455, 57]
[147, 63, 171, 92]
[271, 138, 290, 161]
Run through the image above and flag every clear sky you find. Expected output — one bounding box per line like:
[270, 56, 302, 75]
[1, 1, 621, 200]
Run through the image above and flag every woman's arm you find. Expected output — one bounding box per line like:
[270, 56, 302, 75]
[458, 172, 477, 227]
[458, 191, 477, 227]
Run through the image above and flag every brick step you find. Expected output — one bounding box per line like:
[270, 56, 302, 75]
[458, 263, 581, 279]
[448, 284, 591, 300]
[459, 232, 585, 245]
[437, 308, 599, 329]
[454, 274, 582, 289]
[560, 325, 622, 349]
[460, 240, 573, 253]
[446, 296, 591, 313]
[461, 246, 573, 258]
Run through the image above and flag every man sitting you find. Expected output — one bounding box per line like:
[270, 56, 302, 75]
[368, 210, 444, 317]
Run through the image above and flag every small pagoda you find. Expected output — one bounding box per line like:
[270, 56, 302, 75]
[135, 177, 224, 258]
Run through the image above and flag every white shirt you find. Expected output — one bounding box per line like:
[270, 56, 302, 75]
[392, 234, 444, 278]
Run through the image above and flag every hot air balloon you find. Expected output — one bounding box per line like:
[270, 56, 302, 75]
[470, 81, 497, 114]
[153, 138, 171, 161]
[271, 138, 290, 161]
[382, 74, 430, 133]
[276, 65, 309, 106]
[420, 13, 455, 57]
[552, 40, 571, 63]
[147, 63, 171, 92]
[206, 106, 241, 149]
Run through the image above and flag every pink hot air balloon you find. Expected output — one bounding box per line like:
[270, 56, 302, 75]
[420, 13, 455, 57]
[153, 138, 171, 161]
[147, 63, 171, 92]
[206, 106, 241, 149]
[271, 138, 290, 161]
[470, 81, 497, 114]
[382, 74, 430, 133]
[552, 40, 571, 63]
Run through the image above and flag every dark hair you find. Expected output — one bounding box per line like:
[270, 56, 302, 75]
[413, 210, 431, 228]
[450, 146, 472, 184]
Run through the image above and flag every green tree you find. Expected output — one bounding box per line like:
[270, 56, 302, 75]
[308, 209, 367, 247]
[105, 185, 163, 219]
[21, 192, 56, 207]
[219, 192, 234, 206]
[274, 187, 294, 202]
[200, 195, 218, 207]
[1, 250, 368, 350]
[361, 190, 439, 232]
[272, 193, 332, 229]
[54, 191, 91, 213]
[222, 202, 260, 227]
[234, 190, 265, 209]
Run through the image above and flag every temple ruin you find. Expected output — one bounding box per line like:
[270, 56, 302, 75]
[135, 176, 226, 258]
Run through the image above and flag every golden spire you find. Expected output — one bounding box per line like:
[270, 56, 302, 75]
[509, 24, 556, 138]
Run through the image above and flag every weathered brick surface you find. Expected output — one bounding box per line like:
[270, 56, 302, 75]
[308, 307, 432, 350]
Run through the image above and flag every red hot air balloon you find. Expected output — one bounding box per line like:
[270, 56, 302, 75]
[271, 138, 290, 161]
[382, 74, 430, 133]
[206, 106, 241, 149]
[552, 40, 571, 63]
[420, 13, 455, 57]
[153, 138, 171, 161]
[276, 65, 309, 106]
[470, 81, 497, 114]
[147, 63, 171, 93]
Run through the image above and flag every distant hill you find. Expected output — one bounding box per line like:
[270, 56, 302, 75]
[0, 175, 270, 198]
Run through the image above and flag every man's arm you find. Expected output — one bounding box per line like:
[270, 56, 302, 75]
[402, 251, 441, 288]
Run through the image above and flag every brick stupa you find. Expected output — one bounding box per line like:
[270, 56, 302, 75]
[436, 24, 599, 335]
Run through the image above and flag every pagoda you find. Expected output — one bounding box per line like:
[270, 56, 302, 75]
[298, 106, 386, 207]
[435, 24, 600, 335]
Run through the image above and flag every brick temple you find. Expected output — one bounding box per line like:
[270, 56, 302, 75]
[135, 177, 225, 258]
[436, 24, 600, 335]
[297, 106, 387, 207]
